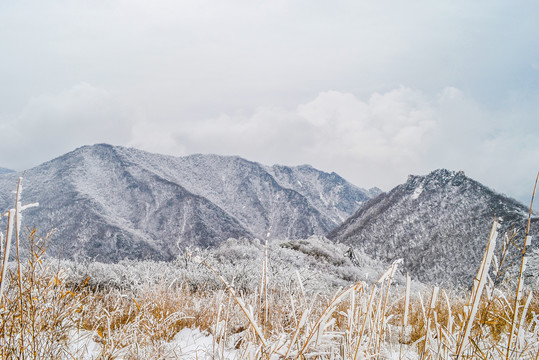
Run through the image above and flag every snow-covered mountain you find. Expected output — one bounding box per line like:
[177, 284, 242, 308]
[0, 144, 374, 262]
[265, 164, 380, 224]
[328, 169, 538, 286]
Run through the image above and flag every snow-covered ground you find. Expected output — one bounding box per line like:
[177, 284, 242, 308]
[69, 328, 238, 360]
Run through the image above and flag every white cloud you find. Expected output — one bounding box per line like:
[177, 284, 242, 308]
[426, 87, 539, 207]
[128, 87, 438, 189]
[128, 86, 538, 209]
[0, 83, 140, 169]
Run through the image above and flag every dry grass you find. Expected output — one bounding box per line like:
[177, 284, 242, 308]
[1, 174, 538, 359]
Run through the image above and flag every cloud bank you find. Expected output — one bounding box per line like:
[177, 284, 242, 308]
[1, 82, 537, 208]
[128, 85, 537, 206]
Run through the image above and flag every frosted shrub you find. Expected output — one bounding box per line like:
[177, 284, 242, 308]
[57, 236, 388, 295]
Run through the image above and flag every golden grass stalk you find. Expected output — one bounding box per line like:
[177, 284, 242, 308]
[0, 208, 14, 302]
[283, 308, 308, 359]
[0, 176, 38, 303]
[399, 273, 411, 360]
[442, 289, 453, 336]
[259, 228, 270, 338]
[420, 286, 439, 359]
[295, 279, 363, 360]
[506, 171, 538, 359]
[403, 273, 410, 331]
[376, 258, 402, 357]
[353, 283, 376, 360]
[516, 290, 533, 349]
[192, 255, 269, 350]
[456, 217, 499, 359]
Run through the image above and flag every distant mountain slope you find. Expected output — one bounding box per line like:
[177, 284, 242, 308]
[104, 146, 374, 237]
[328, 169, 538, 286]
[0, 144, 373, 262]
[0, 145, 252, 262]
[0, 167, 14, 175]
[265, 164, 380, 224]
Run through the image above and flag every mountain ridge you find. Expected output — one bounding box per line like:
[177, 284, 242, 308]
[0, 144, 374, 262]
[0, 167, 15, 175]
[328, 168, 537, 286]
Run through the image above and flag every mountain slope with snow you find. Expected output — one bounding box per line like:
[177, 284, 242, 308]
[0, 167, 14, 175]
[328, 169, 538, 286]
[265, 164, 381, 224]
[0, 144, 373, 262]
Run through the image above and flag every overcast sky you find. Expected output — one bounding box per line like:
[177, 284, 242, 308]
[1, 0, 538, 208]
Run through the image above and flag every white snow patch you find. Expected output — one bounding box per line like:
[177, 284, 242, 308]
[67, 328, 238, 360]
[383, 346, 419, 360]
[68, 330, 101, 360]
[411, 184, 423, 200]
[170, 328, 238, 359]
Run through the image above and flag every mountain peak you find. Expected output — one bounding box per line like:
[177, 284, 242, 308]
[407, 169, 467, 187]
[329, 169, 535, 286]
[0, 145, 375, 262]
[74, 143, 117, 153]
[429, 168, 464, 177]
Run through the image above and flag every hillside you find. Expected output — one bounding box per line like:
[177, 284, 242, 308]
[328, 169, 538, 286]
[0, 167, 14, 175]
[0, 144, 373, 262]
